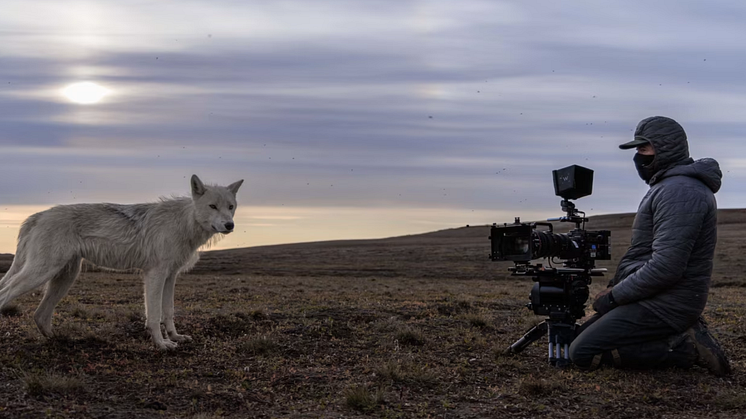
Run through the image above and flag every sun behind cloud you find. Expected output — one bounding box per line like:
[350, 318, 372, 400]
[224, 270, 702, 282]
[62, 81, 110, 104]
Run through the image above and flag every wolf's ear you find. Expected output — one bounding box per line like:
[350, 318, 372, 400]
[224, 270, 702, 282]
[191, 174, 206, 197]
[227, 179, 244, 195]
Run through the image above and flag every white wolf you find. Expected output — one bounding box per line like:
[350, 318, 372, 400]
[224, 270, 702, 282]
[0, 175, 243, 350]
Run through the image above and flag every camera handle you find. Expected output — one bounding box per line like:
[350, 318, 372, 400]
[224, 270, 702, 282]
[504, 320, 578, 367]
[547, 199, 588, 229]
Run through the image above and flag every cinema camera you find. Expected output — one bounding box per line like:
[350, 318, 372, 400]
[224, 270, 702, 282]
[489, 165, 611, 367]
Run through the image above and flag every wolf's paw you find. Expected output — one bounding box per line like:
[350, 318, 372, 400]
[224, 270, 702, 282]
[38, 326, 55, 338]
[35, 323, 54, 338]
[168, 333, 192, 343]
[155, 339, 178, 350]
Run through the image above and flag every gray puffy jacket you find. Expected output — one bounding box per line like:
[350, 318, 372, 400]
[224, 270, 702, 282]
[610, 116, 722, 332]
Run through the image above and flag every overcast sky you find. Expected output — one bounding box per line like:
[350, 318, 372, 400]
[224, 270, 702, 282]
[2, 0, 746, 253]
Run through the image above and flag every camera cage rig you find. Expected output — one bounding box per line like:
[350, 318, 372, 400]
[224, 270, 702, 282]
[490, 165, 610, 367]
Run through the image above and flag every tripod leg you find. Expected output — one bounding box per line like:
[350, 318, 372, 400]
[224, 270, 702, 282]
[504, 321, 548, 355]
[548, 322, 577, 367]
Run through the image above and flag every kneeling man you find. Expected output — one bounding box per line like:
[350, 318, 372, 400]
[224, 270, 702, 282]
[569, 116, 730, 376]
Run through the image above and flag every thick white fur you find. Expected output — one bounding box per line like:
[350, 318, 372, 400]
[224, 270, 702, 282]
[0, 175, 243, 350]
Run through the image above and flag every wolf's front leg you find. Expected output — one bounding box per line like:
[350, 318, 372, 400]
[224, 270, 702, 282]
[161, 272, 192, 343]
[144, 268, 177, 350]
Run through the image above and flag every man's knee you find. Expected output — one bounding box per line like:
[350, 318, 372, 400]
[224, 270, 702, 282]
[569, 340, 600, 370]
[571, 338, 623, 370]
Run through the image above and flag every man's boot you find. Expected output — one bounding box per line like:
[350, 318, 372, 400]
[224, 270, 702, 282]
[686, 317, 731, 377]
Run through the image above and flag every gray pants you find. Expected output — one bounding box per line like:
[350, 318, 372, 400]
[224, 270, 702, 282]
[569, 303, 696, 370]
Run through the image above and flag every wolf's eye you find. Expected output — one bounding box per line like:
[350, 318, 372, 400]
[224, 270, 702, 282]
[209, 204, 218, 210]
[229, 205, 234, 210]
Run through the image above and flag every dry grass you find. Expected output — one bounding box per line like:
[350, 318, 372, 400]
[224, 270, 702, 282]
[375, 360, 438, 387]
[344, 385, 385, 412]
[0, 212, 745, 418]
[20, 370, 85, 397]
[235, 336, 278, 356]
[393, 326, 427, 346]
[0, 304, 21, 317]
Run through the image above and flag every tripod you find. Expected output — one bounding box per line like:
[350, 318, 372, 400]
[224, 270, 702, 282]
[505, 319, 578, 367]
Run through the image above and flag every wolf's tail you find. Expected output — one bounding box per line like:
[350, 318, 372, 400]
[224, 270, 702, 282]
[0, 213, 40, 288]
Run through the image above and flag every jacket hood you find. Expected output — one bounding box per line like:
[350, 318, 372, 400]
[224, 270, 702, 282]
[656, 158, 722, 193]
[634, 116, 690, 172]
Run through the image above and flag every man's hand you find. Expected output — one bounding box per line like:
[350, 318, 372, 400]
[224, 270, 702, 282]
[592, 287, 617, 315]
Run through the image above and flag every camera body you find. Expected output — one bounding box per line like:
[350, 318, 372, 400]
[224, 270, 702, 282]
[491, 165, 611, 366]
[491, 221, 610, 320]
[490, 220, 611, 264]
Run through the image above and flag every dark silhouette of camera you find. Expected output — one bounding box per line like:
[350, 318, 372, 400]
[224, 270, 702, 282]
[489, 165, 611, 367]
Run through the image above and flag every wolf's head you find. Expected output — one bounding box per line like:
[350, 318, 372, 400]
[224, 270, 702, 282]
[190, 175, 244, 234]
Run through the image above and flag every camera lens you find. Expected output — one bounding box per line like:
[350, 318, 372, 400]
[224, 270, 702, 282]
[532, 231, 574, 259]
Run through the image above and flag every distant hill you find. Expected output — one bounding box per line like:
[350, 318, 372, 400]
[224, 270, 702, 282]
[203, 208, 746, 254]
[2, 209, 746, 285]
[187, 208, 746, 282]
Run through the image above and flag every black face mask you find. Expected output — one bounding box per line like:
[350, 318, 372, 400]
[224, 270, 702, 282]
[634, 153, 656, 183]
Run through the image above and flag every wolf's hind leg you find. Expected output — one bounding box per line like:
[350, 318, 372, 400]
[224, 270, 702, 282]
[34, 257, 82, 337]
[162, 272, 192, 343]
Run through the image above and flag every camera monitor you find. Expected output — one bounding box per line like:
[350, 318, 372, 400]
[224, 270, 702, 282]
[552, 165, 593, 200]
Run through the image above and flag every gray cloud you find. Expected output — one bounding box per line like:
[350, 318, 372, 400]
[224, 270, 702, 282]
[1, 0, 746, 251]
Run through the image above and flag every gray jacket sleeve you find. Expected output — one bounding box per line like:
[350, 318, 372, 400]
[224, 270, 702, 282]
[611, 182, 707, 305]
